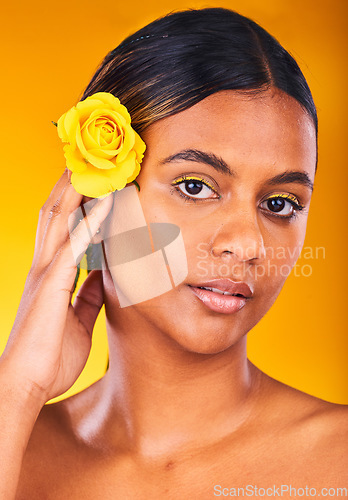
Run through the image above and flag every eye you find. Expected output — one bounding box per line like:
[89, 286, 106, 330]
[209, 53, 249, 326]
[171, 175, 219, 201]
[260, 194, 304, 219]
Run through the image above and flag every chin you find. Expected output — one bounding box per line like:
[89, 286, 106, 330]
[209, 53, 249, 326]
[132, 283, 257, 355]
[104, 271, 280, 357]
[174, 331, 247, 356]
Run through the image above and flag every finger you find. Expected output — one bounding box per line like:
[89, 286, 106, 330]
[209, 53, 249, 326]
[73, 270, 104, 337]
[43, 168, 70, 209]
[55, 192, 114, 274]
[39, 168, 70, 224]
[35, 181, 83, 269]
[34, 169, 71, 254]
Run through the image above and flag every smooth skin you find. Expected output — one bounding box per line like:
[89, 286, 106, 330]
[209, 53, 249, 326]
[1, 89, 347, 500]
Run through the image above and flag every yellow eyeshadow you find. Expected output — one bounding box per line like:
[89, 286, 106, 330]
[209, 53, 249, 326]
[172, 175, 216, 192]
[267, 193, 299, 204]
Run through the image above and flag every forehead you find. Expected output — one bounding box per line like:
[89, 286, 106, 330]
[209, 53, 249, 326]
[143, 89, 317, 177]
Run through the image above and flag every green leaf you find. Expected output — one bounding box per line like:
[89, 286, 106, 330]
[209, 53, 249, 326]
[132, 180, 140, 191]
[51, 121, 58, 127]
[72, 264, 81, 293]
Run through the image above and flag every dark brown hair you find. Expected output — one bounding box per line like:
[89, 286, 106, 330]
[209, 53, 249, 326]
[81, 7, 317, 142]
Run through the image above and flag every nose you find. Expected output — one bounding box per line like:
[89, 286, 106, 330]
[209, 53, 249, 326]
[210, 210, 266, 263]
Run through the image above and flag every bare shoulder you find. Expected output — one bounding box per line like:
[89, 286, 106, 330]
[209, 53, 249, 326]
[16, 382, 102, 499]
[258, 369, 348, 448]
[16, 400, 72, 497]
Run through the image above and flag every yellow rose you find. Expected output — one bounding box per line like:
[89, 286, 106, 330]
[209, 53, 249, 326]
[56, 92, 146, 198]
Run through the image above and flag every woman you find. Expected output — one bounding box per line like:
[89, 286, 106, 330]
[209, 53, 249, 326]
[1, 7, 347, 498]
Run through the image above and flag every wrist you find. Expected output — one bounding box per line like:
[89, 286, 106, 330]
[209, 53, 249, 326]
[0, 356, 47, 414]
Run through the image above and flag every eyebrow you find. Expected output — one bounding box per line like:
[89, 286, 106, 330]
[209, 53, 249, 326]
[267, 171, 314, 192]
[159, 148, 233, 176]
[159, 148, 314, 191]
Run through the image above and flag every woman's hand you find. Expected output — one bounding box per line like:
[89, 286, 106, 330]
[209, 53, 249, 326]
[1, 169, 113, 405]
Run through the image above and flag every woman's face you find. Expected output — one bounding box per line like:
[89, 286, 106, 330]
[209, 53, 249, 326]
[105, 89, 317, 354]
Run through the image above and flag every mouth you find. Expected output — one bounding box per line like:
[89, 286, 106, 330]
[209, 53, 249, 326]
[196, 286, 246, 297]
[187, 279, 253, 315]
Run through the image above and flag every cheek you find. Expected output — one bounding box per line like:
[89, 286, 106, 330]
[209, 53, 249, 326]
[260, 218, 308, 284]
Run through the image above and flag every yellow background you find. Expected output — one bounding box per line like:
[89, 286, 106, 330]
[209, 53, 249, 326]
[1, 0, 347, 404]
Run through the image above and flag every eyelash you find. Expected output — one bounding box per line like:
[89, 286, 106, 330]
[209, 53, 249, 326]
[170, 176, 306, 220]
[171, 175, 219, 201]
[260, 194, 305, 220]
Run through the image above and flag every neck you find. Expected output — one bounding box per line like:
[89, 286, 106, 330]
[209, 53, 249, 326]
[85, 303, 262, 460]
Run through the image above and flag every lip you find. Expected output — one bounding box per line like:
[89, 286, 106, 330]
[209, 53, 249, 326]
[188, 278, 253, 315]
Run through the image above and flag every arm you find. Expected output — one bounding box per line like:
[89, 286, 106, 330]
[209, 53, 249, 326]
[0, 361, 45, 500]
[0, 169, 113, 499]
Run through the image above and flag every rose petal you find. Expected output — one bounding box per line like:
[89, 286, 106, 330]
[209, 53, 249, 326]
[111, 104, 132, 124]
[81, 110, 117, 135]
[113, 150, 138, 178]
[91, 93, 132, 124]
[86, 153, 116, 170]
[57, 111, 69, 142]
[83, 110, 127, 150]
[62, 108, 80, 149]
[71, 164, 115, 198]
[116, 125, 135, 164]
[57, 107, 79, 145]
[94, 123, 101, 144]
[81, 121, 100, 150]
[63, 144, 88, 174]
[83, 110, 126, 148]
[126, 161, 141, 183]
[71, 160, 135, 198]
[57, 92, 145, 197]
[87, 147, 119, 160]
[101, 122, 114, 134]
[88, 134, 122, 157]
[100, 125, 115, 145]
[93, 109, 128, 129]
[90, 92, 121, 110]
[75, 123, 89, 158]
[87, 121, 102, 145]
[108, 135, 123, 151]
[76, 99, 112, 123]
[76, 125, 114, 169]
[103, 128, 123, 150]
[134, 131, 146, 161]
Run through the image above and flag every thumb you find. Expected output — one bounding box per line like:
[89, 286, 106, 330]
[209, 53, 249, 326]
[73, 270, 104, 336]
